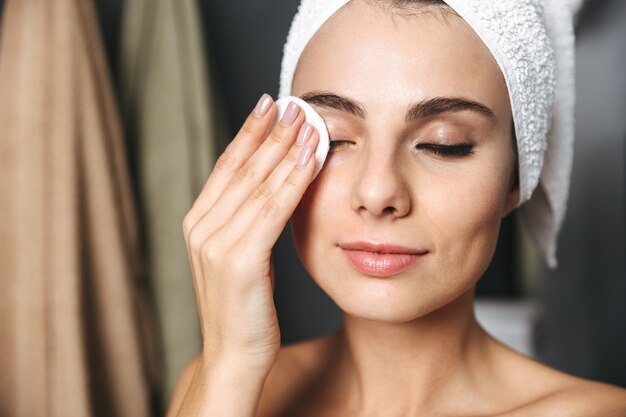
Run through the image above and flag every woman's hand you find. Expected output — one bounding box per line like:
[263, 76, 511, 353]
[182, 94, 319, 375]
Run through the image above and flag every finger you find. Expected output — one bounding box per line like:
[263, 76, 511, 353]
[184, 93, 276, 230]
[236, 132, 318, 254]
[183, 94, 274, 308]
[216, 126, 319, 244]
[188, 103, 306, 243]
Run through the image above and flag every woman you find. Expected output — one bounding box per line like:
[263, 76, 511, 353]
[168, 0, 626, 415]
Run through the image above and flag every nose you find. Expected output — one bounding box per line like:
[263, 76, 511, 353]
[350, 145, 411, 220]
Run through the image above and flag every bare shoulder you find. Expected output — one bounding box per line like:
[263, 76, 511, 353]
[492, 343, 626, 416]
[538, 377, 626, 417]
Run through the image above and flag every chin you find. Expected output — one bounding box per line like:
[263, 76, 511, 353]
[337, 296, 437, 323]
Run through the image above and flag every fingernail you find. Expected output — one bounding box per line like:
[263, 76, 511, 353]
[280, 102, 300, 125]
[296, 123, 313, 145]
[254, 94, 272, 117]
[296, 145, 313, 169]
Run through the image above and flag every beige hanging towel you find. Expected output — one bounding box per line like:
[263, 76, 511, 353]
[120, 0, 229, 402]
[0, 1, 157, 416]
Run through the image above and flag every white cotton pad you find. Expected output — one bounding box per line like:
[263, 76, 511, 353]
[274, 96, 330, 181]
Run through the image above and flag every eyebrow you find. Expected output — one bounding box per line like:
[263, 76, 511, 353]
[299, 91, 496, 123]
[300, 91, 367, 118]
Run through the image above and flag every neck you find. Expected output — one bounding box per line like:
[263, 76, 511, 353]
[330, 289, 493, 415]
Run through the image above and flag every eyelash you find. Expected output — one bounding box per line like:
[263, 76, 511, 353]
[328, 140, 350, 150]
[416, 143, 475, 157]
[328, 140, 475, 157]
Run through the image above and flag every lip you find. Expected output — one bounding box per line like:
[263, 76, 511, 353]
[339, 241, 428, 277]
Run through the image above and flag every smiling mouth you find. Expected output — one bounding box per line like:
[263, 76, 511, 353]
[338, 242, 428, 277]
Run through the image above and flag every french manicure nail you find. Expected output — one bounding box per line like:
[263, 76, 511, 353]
[281, 102, 300, 125]
[296, 123, 313, 145]
[296, 145, 313, 168]
[254, 94, 272, 117]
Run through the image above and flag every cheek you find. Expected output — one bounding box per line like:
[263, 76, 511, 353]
[291, 168, 346, 263]
[423, 159, 511, 277]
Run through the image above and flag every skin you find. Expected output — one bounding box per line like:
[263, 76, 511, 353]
[168, 1, 626, 416]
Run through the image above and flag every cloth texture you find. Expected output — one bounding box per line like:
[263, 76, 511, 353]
[0, 0, 157, 416]
[119, 0, 229, 402]
[278, 0, 583, 268]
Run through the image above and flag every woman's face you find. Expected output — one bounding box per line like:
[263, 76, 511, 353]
[290, 1, 519, 322]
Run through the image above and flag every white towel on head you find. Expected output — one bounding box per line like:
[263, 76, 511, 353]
[279, 0, 581, 269]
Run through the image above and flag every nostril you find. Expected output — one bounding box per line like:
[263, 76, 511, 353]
[350, 172, 412, 218]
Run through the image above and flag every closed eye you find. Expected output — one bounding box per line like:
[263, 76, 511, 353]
[329, 141, 474, 157]
[416, 143, 474, 157]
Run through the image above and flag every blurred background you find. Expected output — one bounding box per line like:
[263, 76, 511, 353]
[0, 0, 623, 416]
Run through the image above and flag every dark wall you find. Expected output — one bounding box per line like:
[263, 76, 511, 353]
[535, 0, 626, 387]
[93, 0, 124, 91]
[198, 1, 299, 128]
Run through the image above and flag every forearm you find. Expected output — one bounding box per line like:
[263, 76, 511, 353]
[174, 358, 269, 417]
